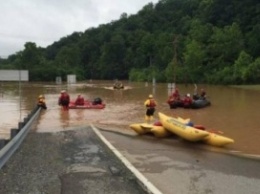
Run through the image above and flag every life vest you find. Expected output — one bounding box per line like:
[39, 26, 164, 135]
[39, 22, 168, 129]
[183, 96, 192, 106]
[147, 99, 156, 108]
[75, 97, 84, 105]
[60, 94, 70, 105]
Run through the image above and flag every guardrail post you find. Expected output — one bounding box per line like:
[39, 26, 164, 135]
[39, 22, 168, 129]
[24, 117, 29, 123]
[18, 122, 25, 129]
[10, 128, 20, 139]
[0, 139, 6, 149]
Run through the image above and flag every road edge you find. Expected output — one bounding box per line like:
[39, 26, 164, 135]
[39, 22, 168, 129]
[91, 124, 162, 194]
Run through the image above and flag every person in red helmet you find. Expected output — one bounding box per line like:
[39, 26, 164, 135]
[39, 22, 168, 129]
[171, 88, 180, 100]
[167, 87, 182, 108]
[75, 94, 85, 106]
[58, 90, 70, 111]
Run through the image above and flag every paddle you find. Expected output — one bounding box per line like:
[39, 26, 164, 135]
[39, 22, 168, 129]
[206, 129, 224, 135]
[193, 125, 224, 135]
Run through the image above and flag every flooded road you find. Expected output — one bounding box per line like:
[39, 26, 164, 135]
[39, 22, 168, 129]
[1, 80, 260, 156]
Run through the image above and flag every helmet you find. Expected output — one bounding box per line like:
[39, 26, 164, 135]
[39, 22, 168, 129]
[38, 95, 43, 98]
[149, 94, 153, 98]
[61, 90, 66, 93]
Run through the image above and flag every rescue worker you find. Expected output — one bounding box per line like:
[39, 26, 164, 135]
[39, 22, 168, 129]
[37, 95, 47, 109]
[58, 90, 70, 111]
[171, 88, 181, 100]
[200, 88, 206, 99]
[144, 94, 157, 123]
[193, 88, 207, 100]
[183, 93, 193, 108]
[167, 87, 182, 108]
[75, 94, 85, 106]
[168, 88, 181, 103]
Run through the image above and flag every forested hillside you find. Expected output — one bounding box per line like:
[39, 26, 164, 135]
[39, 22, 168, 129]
[1, 0, 260, 84]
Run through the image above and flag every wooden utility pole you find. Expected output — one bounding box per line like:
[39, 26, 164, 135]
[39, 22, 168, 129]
[172, 35, 178, 83]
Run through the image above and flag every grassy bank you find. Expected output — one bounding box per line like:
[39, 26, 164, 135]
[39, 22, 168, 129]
[230, 85, 260, 90]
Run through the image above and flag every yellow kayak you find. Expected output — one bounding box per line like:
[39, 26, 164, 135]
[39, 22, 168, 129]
[150, 126, 171, 138]
[130, 123, 171, 138]
[203, 132, 234, 147]
[129, 123, 151, 135]
[158, 112, 209, 142]
[176, 116, 234, 146]
[177, 117, 191, 124]
[140, 123, 171, 138]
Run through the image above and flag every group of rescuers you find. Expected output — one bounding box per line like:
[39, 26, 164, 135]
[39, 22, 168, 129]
[37, 90, 79, 111]
[58, 90, 86, 111]
[37, 87, 206, 121]
[38, 90, 102, 111]
[144, 87, 206, 123]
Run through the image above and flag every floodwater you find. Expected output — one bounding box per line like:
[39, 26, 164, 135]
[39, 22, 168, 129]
[1, 80, 260, 156]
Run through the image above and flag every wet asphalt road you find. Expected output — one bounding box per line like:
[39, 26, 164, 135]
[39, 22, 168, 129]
[1, 123, 260, 194]
[98, 127, 260, 194]
[0, 126, 146, 194]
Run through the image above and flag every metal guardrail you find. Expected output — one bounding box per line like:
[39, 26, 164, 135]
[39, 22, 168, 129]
[0, 106, 41, 169]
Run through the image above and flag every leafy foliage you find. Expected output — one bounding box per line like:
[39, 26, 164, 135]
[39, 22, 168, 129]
[1, 0, 260, 84]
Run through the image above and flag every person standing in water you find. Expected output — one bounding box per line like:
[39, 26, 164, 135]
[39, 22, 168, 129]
[58, 90, 70, 111]
[144, 94, 157, 123]
[37, 94, 47, 109]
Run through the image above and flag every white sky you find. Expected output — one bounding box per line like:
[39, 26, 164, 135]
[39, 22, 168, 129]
[0, 0, 159, 57]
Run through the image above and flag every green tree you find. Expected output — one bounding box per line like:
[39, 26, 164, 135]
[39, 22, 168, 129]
[183, 40, 205, 82]
[233, 51, 253, 84]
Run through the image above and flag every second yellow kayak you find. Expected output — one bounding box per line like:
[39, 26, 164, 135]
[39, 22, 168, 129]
[158, 112, 209, 142]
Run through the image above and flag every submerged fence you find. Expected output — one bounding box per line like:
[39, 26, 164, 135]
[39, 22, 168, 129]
[0, 106, 41, 169]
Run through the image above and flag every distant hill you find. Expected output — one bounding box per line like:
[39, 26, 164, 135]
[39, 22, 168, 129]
[1, 0, 260, 84]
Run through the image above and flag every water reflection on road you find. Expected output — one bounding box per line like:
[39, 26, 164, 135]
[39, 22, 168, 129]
[1, 81, 260, 156]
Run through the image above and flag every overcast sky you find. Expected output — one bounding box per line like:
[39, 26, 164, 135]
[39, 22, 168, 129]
[0, 0, 159, 57]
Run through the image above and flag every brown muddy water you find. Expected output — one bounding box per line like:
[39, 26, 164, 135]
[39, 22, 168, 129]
[1, 80, 260, 156]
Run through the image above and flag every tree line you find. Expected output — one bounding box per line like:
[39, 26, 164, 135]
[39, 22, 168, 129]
[0, 0, 260, 85]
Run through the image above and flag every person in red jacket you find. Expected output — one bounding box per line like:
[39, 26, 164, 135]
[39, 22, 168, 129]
[58, 90, 70, 111]
[183, 93, 193, 108]
[75, 94, 85, 106]
[167, 88, 182, 108]
[171, 88, 180, 100]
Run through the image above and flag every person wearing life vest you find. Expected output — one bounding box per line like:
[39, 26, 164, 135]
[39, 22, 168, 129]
[144, 94, 157, 123]
[183, 93, 193, 108]
[200, 88, 206, 99]
[193, 88, 206, 100]
[37, 94, 47, 109]
[171, 88, 180, 100]
[167, 87, 181, 104]
[58, 90, 70, 110]
[75, 94, 85, 106]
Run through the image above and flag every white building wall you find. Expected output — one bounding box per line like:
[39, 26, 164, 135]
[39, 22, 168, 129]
[67, 74, 76, 84]
[0, 70, 29, 81]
